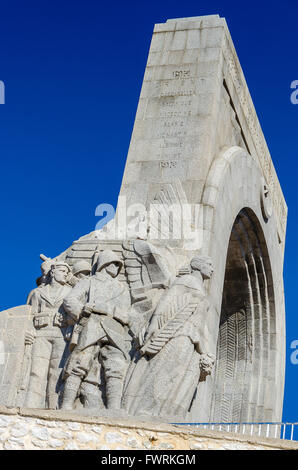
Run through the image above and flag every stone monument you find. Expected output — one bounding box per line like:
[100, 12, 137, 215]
[0, 15, 287, 427]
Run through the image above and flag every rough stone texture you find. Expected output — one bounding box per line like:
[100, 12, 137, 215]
[0, 407, 296, 450]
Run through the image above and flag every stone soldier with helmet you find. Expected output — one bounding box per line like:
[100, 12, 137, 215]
[71, 260, 91, 281]
[61, 249, 131, 410]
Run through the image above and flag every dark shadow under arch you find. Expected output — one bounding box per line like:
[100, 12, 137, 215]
[211, 208, 276, 423]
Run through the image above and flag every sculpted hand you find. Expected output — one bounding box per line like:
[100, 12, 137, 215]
[199, 353, 215, 380]
[83, 303, 94, 317]
[138, 326, 147, 347]
[143, 324, 155, 343]
[138, 324, 155, 348]
[24, 330, 36, 345]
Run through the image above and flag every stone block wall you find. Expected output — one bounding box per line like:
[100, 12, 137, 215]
[0, 306, 31, 407]
[0, 406, 296, 450]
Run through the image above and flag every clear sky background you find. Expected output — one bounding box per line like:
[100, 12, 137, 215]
[0, 0, 297, 422]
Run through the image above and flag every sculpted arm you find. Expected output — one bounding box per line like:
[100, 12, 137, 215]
[24, 290, 39, 344]
[141, 293, 170, 344]
[63, 279, 90, 323]
[27, 289, 39, 313]
[92, 286, 131, 325]
[145, 310, 161, 339]
[138, 305, 164, 348]
[113, 288, 131, 325]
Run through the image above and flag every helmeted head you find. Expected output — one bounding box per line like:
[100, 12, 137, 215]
[96, 250, 123, 278]
[49, 261, 71, 284]
[72, 260, 91, 279]
[190, 255, 214, 280]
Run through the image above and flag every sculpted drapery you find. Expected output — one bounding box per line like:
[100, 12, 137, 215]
[122, 256, 215, 419]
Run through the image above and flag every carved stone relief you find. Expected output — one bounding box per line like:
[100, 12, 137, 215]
[11, 243, 215, 421]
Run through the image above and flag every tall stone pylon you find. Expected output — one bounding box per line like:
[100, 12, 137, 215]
[0, 16, 287, 426]
[117, 15, 287, 423]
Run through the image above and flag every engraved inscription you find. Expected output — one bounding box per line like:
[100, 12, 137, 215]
[157, 129, 187, 139]
[159, 110, 191, 118]
[156, 94, 192, 160]
[160, 98, 192, 108]
[173, 70, 191, 79]
[159, 97, 192, 118]
[159, 140, 183, 149]
[163, 120, 186, 128]
[158, 78, 196, 98]
[160, 161, 178, 168]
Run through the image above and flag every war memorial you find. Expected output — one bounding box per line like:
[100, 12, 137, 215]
[0, 15, 293, 450]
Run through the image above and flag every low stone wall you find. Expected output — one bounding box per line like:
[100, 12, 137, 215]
[0, 406, 297, 450]
[0, 306, 31, 407]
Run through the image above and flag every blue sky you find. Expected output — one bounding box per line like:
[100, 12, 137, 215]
[0, 0, 297, 422]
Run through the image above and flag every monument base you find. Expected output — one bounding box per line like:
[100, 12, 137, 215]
[0, 406, 296, 450]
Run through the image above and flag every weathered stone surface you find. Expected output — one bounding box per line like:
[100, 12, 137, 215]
[91, 425, 103, 434]
[126, 437, 139, 448]
[31, 426, 49, 441]
[10, 424, 28, 438]
[105, 431, 123, 444]
[50, 429, 72, 439]
[0, 408, 295, 450]
[31, 438, 47, 449]
[76, 431, 98, 444]
[48, 439, 63, 448]
[67, 421, 80, 431]
[65, 442, 79, 450]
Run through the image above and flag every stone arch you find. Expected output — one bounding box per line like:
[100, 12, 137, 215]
[197, 146, 285, 423]
[210, 208, 276, 423]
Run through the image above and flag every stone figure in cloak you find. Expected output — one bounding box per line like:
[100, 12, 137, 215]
[121, 255, 215, 419]
[60, 250, 131, 411]
[24, 261, 73, 409]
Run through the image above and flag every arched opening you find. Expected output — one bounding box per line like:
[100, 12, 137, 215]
[211, 208, 276, 423]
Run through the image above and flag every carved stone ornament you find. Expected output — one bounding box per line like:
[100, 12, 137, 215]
[260, 177, 273, 220]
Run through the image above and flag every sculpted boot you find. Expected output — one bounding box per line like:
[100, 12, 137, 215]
[60, 375, 81, 410]
[106, 377, 123, 410]
[80, 381, 103, 409]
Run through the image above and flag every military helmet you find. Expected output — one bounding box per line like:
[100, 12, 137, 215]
[50, 260, 71, 273]
[96, 249, 123, 274]
[72, 260, 91, 276]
